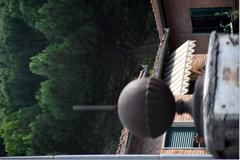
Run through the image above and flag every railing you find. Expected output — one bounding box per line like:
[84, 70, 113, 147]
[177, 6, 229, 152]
[153, 28, 170, 78]
[116, 29, 170, 154]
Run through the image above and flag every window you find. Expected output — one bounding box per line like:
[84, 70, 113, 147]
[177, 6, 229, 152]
[164, 127, 205, 148]
[191, 7, 232, 33]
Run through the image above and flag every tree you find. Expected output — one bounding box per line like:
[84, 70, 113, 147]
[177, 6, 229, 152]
[0, 0, 157, 155]
[0, 2, 47, 155]
[0, 106, 39, 155]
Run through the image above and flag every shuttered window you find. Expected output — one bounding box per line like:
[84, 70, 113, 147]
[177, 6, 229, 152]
[190, 8, 231, 33]
[164, 127, 197, 148]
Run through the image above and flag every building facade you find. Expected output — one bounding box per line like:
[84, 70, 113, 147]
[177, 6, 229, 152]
[161, 0, 238, 54]
[117, 0, 238, 157]
[157, 0, 238, 156]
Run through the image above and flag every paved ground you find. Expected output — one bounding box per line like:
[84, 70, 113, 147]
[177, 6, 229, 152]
[126, 135, 164, 154]
[140, 136, 163, 154]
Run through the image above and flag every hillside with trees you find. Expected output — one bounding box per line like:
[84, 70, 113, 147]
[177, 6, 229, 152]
[0, 0, 157, 156]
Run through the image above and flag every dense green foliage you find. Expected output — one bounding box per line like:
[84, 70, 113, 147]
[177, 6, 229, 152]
[0, 0, 157, 156]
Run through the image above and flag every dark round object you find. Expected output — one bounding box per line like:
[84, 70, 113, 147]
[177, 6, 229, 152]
[193, 74, 205, 138]
[118, 76, 176, 138]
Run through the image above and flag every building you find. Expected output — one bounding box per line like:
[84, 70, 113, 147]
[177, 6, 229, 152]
[158, 0, 238, 156]
[117, 0, 239, 157]
[156, 0, 238, 54]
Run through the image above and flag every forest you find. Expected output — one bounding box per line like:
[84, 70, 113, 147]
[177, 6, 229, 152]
[0, 0, 158, 156]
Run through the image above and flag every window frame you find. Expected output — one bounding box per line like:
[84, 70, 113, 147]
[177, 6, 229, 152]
[190, 7, 232, 34]
[162, 123, 206, 149]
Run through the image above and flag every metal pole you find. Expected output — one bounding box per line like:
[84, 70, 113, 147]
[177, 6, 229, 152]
[175, 94, 193, 115]
[73, 105, 116, 111]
